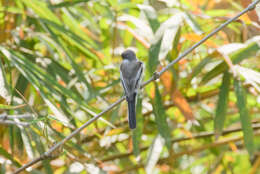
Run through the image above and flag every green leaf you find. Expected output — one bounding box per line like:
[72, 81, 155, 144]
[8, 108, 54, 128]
[170, 27, 181, 60]
[61, 8, 98, 47]
[153, 83, 171, 150]
[201, 42, 260, 84]
[0, 163, 6, 174]
[39, 18, 99, 61]
[183, 12, 203, 34]
[234, 79, 255, 156]
[189, 56, 212, 80]
[214, 71, 231, 138]
[0, 104, 26, 109]
[0, 145, 21, 167]
[147, 39, 162, 75]
[21, 0, 60, 24]
[31, 131, 53, 174]
[206, 9, 232, 17]
[141, 5, 160, 33]
[132, 97, 143, 156]
[117, 2, 138, 10]
[49, 0, 90, 8]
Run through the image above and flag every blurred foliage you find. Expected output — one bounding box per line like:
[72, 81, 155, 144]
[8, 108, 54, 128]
[0, 0, 260, 173]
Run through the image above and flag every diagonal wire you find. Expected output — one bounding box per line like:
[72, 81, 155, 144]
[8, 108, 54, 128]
[14, 0, 260, 173]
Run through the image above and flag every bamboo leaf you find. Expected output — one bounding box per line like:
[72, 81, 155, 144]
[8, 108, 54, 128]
[138, 5, 160, 33]
[170, 27, 181, 60]
[183, 12, 203, 34]
[0, 145, 21, 167]
[145, 134, 164, 174]
[155, 13, 183, 60]
[0, 164, 6, 174]
[201, 42, 260, 84]
[31, 131, 53, 174]
[0, 58, 11, 103]
[61, 8, 98, 47]
[39, 18, 99, 61]
[132, 97, 143, 156]
[0, 104, 26, 110]
[20, 128, 34, 160]
[234, 79, 255, 156]
[21, 0, 60, 24]
[153, 83, 171, 150]
[49, 0, 90, 8]
[147, 39, 162, 75]
[118, 14, 154, 42]
[214, 71, 231, 139]
[189, 56, 212, 80]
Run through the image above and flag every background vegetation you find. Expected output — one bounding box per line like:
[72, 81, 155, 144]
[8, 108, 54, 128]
[0, 0, 260, 173]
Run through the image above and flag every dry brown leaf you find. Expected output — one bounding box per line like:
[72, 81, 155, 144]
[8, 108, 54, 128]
[228, 142, 238, 152]
[160, 71, 172, 93]
[241, 0, 260, 25]
[171, 88, 195, 121]
[183, 33, 217, 48]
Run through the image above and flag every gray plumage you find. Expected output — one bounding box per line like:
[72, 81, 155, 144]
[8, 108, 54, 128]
[120, 50, 143, 129]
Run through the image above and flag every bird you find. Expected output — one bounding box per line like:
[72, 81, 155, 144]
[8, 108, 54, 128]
[120, 49, 143, 129]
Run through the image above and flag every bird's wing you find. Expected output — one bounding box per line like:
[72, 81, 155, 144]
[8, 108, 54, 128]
[133, 61, 143, 93]
[120, 66, 130, 96]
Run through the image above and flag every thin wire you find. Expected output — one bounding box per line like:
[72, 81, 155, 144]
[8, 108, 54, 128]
[14, 0, 260, 173]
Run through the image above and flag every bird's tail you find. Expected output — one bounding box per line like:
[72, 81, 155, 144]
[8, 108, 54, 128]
[127, 93, 136, 129]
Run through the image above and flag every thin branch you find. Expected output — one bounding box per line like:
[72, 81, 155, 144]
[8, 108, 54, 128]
[81, 84, 253, 144]
[117, 131, 260, 174]
[15, 88, 39, 118]
[14, 97, 125, 174]
[101, 122, 260, 162]
[14, 1, 260, 173]
[0, 120, 30, 126]
[0, 113, 33, 119]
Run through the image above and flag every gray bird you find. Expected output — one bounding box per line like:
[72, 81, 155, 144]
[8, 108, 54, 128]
[120, 50, 143, 129]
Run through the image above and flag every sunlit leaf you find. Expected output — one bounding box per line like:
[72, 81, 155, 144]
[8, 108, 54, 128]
[0, 104, 26, 110]
[155, 13, 183, 60]
[21, 0, 60, 24]
[118, 14, 154, 42]
[0, 59, 11, 103]
[145, 134, 164, 174]
[201, 42, 260, 84]
[138, 5, 159, 33]
[234, 65, 260, 93]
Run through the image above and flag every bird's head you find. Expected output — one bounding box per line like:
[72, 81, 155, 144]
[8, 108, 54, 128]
[121, 49, 136, 61]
